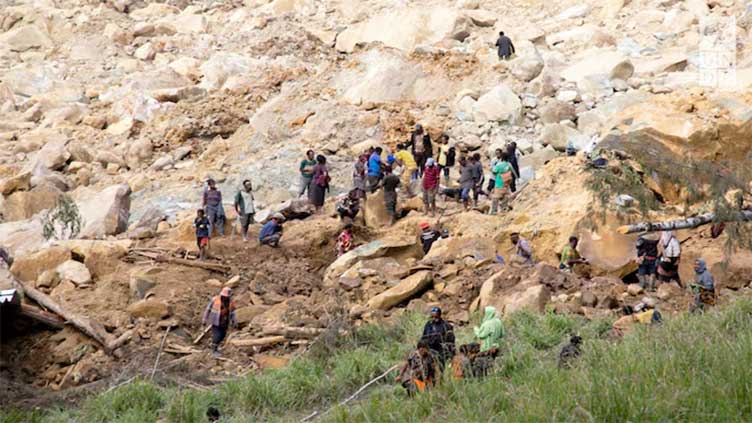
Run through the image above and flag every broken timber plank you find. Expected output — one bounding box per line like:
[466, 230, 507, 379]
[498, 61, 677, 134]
[130, 251, 230, 273]
[229, 336, 287, 348]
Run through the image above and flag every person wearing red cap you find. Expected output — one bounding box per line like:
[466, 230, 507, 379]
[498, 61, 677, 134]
[419, 222, 442, 254]
[202, 287, 237, 357]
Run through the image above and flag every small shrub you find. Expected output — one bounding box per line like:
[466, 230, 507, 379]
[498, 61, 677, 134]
[42, 195, 83, 241]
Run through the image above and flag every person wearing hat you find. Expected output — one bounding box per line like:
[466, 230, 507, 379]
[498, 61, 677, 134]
[422, 158, 441, 216]
[474, 306, 504, 352]
[419, 221, 442, 254]
[202, 287, 237, 357]
[421, 306, 455, 368]
[259, 214, 284, 247]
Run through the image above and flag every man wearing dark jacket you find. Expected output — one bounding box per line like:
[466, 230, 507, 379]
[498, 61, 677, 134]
[495, 31, 515, 60]
[408, 124, 432, 177]
[421, 307, 455, 368]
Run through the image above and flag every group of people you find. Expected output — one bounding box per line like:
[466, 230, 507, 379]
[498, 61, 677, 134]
[397, 306, 504, 394]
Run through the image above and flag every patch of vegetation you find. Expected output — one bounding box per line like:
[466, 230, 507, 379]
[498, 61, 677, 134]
[42, 194, 83, 241]
[3, 300, 752, 422]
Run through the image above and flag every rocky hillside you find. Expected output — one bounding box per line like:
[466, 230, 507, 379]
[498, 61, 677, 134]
[1, 0, 752, 406]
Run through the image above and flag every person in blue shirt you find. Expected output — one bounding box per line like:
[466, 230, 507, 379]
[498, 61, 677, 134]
[367, 147, 383, 193]
[259, 215, 284, 247]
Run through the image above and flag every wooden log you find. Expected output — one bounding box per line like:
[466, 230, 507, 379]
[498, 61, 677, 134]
[617, 210, 752, 234]
[192, 325, 211, 344]
[19, 303, 65, 329]
[261, 326, 348, 340]
[108, 329, 135, 352]
[131, 251, 230, 273]
[19, 282, 112, 350]
[230, 336, 287, 347]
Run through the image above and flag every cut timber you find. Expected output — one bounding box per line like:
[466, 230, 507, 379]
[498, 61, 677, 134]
[261, 326, 347, 340]
[192, 325, 211, 344]
[230, 336, 286, 347]
[19, 303, 65, 329]
[617, 211, 752, 234]
[131, 250, 230, 273]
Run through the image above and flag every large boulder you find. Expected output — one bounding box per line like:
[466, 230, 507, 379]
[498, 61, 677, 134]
[30, 138, 70, 171]
[539, 100, 576, 124]
[235, 305, 270, 326]
[538, 123, 590, 152]
[561, 49, 633, 92]
[324, 236, 417, 285]
[76, 184, 131, 238]
[1, 187, 61, 222]
[0, 25, 52, 52]
[127, 299, 171, 320]
[336, 7, 474, 53]
[510, 40, 544, 82]
[55, 260, 92, 286]
[198, 53, 259, 91]
[367, 271, 433, 310]
[472, 84, 522, 124]
[0, 172, 31, 196]
[10, 246, 71, 282]
[0, 219, 46, 258]
[54, 239, 132, 278]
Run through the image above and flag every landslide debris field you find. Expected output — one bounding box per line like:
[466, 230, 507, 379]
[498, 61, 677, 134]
[1, 0, 752, 420]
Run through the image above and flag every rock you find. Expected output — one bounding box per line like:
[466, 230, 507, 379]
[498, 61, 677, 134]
[556, 90, 579, 103]
[2, 187, 61, 221]
[129, 276, 156, 299]
[235, 305, 270, 326]
[103, 23, 132, 45]
[148, 155, 174, 171]
[464, 10, 497, 27]
[0, 172, 31, 195]
[129, 3, 179, 20]
[129, 206, 165, 233]
[324, 236, 416, 285]
[561, 49, 634, 89]
[538, 123, 589, 152]
[10, 246, 71, 282]
[539, 100, 576, 124]
[55, 260, 92, 286]
[126, 138, 153, 169]
[510, 40, 544, 82]
[170, 13, 208, 34]
[134, 42, 156, 61]
[168, 57, 202, 81]
[254, 354, 289, 369]
[557, 4, 591, 19]
[498, 283, 551, 314]
[36, 269, 60, 289]
[472, 84, 522, 124]
[626, 284, 643, 296]
[31, 139, 70, 171]
[0, 25, 52, 52]
[614, 194, 635, 208]
[133, 22, 155, 37]
[367, 271, 433, 310]
[601, 0, 625, 19]
[95, 151, 126, 168]
[76, 184, 131, 238]
[54, 239, 131, 279]
[127, 299, 171, 320]
[581, 291, 598, 307]
[335, 7, 476, 53]
[199, 52, 258, 91]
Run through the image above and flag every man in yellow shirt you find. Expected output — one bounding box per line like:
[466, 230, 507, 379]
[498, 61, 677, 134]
[395, 143, 418, 197]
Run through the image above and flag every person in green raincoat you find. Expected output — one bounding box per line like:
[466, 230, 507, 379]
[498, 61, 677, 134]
[474, 306, 504, 351]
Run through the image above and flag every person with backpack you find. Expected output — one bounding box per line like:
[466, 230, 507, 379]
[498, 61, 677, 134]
[408, 124, 433, 177]
[309, 155, 330, 213]
[636, 235, 659, 291]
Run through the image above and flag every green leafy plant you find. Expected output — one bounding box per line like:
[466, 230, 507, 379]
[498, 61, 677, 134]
[42, 194, 83, 241]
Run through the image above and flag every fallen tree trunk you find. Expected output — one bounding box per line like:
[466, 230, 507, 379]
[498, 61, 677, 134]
[131, 251, 230, 273]
[230, 336, 287, 348]
[19, 303, 65, 329]
[262, 326, 348, 340]
[617, 210, 752, 234]
[20, 282, 111, 348]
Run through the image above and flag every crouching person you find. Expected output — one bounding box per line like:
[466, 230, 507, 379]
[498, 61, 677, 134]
[202, 287, 237, 357]
[259, 214, 284, 247]
[397, 339, 438, 396]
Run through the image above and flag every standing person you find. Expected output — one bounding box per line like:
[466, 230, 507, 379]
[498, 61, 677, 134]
[194, 209, 211, 260]
[233, 180, 256, 241]
[367, 147, 383, 193]
[691, 258, 715, 312]
[471, 153, 485, 206]
[336, 223, 354, 257]
[352, 154, 368, 198]
[473, 306, 504, 352]
[657, 231, 682, 286]
[421, 307, 456, 369]
[395, 143, 418, 196]
[259, 215, 283, 247]
[203, 179, 225, 237]
[495, 31, 515, 60]
[636, 235, 659, 291]
[382, 166, 401, 225]
[202, 287, 237, 357]
[490, 152, 513, 215]
[458, 157, 475, 210]
[422, 158, 441, 216]
[310, 155, 330, 213]
[436, 134, 451, 180]
[298, 150, 317, 198]
[560, 236, 588, 271]
[409, 124, 433, 177]
[506, 142, 520, 193]
[510, 232, 533, 266]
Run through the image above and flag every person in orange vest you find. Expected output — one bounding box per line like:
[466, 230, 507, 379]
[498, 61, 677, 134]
[202, 287, 237, 357]
[397, 339, 438, 395]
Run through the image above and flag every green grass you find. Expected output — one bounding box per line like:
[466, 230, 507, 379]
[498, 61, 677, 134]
[3, 300, 752, 423]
